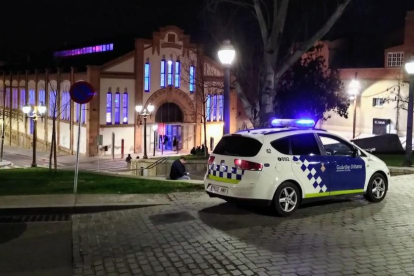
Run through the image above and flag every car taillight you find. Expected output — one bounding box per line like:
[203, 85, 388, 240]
[234, 159, 263, 171]
[208, 156, 215, 165]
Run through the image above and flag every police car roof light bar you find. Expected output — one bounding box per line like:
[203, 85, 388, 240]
[270, 119, 315, 128]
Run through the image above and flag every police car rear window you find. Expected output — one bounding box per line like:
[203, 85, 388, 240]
[271, 137, 290, 155]
[213, 136, 262, 157]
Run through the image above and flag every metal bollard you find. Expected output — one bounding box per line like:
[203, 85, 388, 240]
[140, 167, 144, 176]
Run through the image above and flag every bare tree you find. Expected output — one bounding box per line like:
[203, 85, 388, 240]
[205, 0, 352, 126]
[181, 46, 224, 156]
[45, 71, 71, 171]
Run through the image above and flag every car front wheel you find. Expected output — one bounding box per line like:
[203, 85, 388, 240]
[274, 182, 300, 217]
[364, 173, 388, 203]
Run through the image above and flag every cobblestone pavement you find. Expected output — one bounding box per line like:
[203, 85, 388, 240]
[73, 175, 414, 276]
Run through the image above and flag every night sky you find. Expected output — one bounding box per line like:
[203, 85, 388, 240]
[1, 0, 414, 68]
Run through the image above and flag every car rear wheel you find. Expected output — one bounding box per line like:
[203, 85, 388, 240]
[273, 182, 300, 217]
[364, 173, 388, 203]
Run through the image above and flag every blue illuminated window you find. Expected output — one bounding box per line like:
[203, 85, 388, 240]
[49, 91, 57, 118]
[160, 60, 166, 88]
[61, 92, 70, 120]
[12, 89, 18, 109]
[218, 95, 223, 121]
[115, 92, 120, 124]
[212, 95, 217, 121]
[39, 90, 45, 107]
[20, 89, 26, 108]
[189, 65, 195, 93]
[5, 89, 10, 108]
[106, 92, 112, 124]
[144, 62, 150, 92]
[123, 92, 128, 124]
[81, 104, 86, 124]
[75, 103, 80, 122]
[167, 60, 173, 86]
[206, 95, 211, 121]
[175, 61, 181, 88]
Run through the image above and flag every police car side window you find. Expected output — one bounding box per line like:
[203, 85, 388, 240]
[318, 135, 353, 156]
[291, 134, 321, 155]
[270, 137, 290, 155]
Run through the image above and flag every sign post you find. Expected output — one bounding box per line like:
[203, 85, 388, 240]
[69, 81, 95, 194]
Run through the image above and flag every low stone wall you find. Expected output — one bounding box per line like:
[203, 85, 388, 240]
[389, 167, 414, 176]
[131, 159, 207, 177]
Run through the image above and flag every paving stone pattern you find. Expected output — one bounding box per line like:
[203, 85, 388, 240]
[73, 176, 414, 276]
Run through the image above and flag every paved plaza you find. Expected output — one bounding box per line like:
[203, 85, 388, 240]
[72, 175, 414, 276]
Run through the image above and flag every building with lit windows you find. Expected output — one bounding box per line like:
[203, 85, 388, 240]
[0, 26, 248, 156]
[319, 11, 414, 142]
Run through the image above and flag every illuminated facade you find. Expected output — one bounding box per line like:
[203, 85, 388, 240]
[0, 26, 248, 156]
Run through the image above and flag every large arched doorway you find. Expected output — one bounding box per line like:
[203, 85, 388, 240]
[155, 103, 185, 151]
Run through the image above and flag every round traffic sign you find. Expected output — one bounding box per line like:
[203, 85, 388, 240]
[70, 81, 95, 104]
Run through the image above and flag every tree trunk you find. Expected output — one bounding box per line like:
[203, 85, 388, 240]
[53, 117, 57, 170]
[49, 124, 54, 171]
[259, 56, 275, 126]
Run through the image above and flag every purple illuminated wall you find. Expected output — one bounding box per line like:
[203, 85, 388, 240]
[54, 43, 114, 57]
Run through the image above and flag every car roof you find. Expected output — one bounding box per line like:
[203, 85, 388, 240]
[232, 127, 333, 143]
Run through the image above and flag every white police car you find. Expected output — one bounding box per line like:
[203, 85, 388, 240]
[205, 119, 390, 216]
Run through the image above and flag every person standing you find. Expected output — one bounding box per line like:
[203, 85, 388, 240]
[173, 136, 179, 154]
[163, 135, 169, 151]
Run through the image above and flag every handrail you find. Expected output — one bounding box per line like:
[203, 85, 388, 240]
[145, 157, 168, 169]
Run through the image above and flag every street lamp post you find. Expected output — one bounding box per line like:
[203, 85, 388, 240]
[135, 103, 154, 159]
[152, 124, 158, 157]
[22, 102, 47, 167]
[218, 40, 235, 135]
[403, 56, 414, 167]
[348, 78, 360, 139]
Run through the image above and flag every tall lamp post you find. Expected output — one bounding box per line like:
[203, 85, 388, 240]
[403, 56, 414, 167]
[135, 103, 154, 159]
[348, 77, 360, 139]
[152, 124, 158, 157]
[22, 102, 47, 167]
[218, 40, 236, 135]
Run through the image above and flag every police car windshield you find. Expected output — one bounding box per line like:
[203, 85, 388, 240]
[213, 136, 262, 157]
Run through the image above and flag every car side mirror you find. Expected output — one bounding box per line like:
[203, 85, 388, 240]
[352, 148, 359, 157]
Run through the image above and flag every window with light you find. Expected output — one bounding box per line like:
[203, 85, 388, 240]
[167, 60, 173, 86]
[144, 62, 150, 92]
[212, 95, 217, 121]
[106, 92, 112, 124]
[175, 61, 181, 88]
[218, 95, 223, 120]
[12, 89, 18, 109]
[123, 92, 128, 124]
[20, 89, 26, 108]
[189, 66, 195, 93]
[115, 92, 120, 124]
[387, 52, 404, 68]
[160, 60, 166, 88]
[206, 95, 211, 121]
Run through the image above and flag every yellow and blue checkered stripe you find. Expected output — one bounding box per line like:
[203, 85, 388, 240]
[208, 164, 244, 184]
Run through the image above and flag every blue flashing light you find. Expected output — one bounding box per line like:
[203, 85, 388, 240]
[271, 119, 315, 128]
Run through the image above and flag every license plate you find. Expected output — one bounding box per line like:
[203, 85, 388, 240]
[208, 184, 228, 195]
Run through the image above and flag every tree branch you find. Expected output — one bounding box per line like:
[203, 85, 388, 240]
[276, 0, 352, 78]
[253, 0, 268, 45]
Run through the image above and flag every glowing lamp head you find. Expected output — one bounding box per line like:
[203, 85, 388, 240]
[218, 40, 235, 66]
[167, 60, 172, 65]
[348, 79, 360, 95]
[135, 105, 143, 113]
[152, 124, 158, 131]
[147, 104, 155, 113]
[405, 56, 414, 75]
[37, 103, 47, 115]
[22, 104, 32, 114]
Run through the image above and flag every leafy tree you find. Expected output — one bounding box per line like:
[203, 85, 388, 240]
[276, 46, 349, 123]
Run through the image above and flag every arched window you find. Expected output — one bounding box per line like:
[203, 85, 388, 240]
[75, 103, 80, 122]
[5, 88, 10, 108]
[12, 89, 18, 109]
[20, 89, 26, 108]
[115, 92, 120, 124]
[160, 60, 166, 88]
[218, 94, 223, 121]
[189, 65, 195, 93]
[61, 91, 70, 121]
[106, 92, 112, 124]
[212, 95, 218, 121]
[38, 90, 45, 107]
[175, 61, 181, 88]
[81, 104, 86, 124]
[167, 60, 173, 86]
[155, 103, 183, 123]
[122, 92, 128, 124]
[144, 62, 150, 92]
[48, 91, 57, 118]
